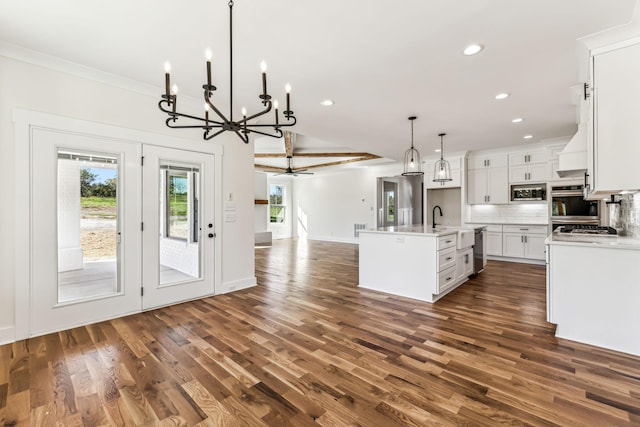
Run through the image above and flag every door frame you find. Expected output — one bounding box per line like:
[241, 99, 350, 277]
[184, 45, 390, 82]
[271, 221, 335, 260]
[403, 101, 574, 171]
[12, 108, 223, 340]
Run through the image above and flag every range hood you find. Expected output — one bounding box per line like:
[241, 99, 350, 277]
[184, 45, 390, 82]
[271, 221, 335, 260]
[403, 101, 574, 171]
[556, 124, 588, 178]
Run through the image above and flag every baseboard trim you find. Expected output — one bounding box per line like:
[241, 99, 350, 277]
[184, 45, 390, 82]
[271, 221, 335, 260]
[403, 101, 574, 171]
[307, 235, 359, 245]
[0, 326, 16, 345]
[219, 277, 257, 294]
[487, 255, 545, 265]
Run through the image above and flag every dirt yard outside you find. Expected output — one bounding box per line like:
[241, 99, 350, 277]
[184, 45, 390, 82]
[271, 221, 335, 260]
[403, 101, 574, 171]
[81, 201, 117, 261]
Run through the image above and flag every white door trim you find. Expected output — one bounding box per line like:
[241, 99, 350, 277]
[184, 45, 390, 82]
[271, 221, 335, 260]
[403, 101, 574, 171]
[12, 108, 223, 340]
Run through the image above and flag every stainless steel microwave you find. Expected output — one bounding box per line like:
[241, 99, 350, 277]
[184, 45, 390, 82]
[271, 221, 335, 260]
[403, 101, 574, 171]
[511, 184, 546, 201]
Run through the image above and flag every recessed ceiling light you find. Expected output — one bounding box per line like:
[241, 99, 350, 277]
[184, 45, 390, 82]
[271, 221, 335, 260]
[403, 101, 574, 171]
[495, 92, 510, 100]
[463, 44, 484, 56]
[512, 117, 524, 123]
[320, 99, 334, 106]
[434, 149, 441, 153]
[523, 134, 533, 140]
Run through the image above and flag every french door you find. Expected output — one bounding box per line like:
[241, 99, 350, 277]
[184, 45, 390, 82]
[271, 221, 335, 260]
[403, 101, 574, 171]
[30, 129, 215, 336]
[141, 145, 215, 309]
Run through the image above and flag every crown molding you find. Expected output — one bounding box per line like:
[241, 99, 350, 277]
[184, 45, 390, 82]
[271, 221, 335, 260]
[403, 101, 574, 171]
[0, 41, 206, 109]
[0, 41, 160, 97]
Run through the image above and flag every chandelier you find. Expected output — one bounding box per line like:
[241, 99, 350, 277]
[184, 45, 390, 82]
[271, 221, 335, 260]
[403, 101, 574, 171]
[158, 0, 296, 144]
[433, 133, 452, 183]
[402, 116, 423, 176]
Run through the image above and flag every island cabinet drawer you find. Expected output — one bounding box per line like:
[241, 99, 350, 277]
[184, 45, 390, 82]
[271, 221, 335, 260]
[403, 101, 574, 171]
[437, 234, 457, 250]
[503, 225, 548, 235]
[437, 266, 457, 294]
[437, 247, 457, 272]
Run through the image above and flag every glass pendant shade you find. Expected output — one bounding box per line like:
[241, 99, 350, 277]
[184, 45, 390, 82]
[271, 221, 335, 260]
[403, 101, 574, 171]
[402, 116, 424, 176]
[433, 133, 452, 183]
[402, 147, 423, 176]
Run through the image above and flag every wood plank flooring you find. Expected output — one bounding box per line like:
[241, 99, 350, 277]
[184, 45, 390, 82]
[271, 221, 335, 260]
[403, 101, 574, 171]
[2, 238, 640, 425]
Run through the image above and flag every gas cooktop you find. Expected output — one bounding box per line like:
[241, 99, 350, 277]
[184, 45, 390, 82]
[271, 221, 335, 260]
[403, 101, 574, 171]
[556, 224, 618, 235]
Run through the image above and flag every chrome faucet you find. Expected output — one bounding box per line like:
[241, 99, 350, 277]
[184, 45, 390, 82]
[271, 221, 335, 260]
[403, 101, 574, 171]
[432, 205, 443, 229]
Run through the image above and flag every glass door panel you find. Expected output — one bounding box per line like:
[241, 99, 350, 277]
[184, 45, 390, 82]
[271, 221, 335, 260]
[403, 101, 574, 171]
[57, 151, 121, 303]
[159, 164, 201, 286]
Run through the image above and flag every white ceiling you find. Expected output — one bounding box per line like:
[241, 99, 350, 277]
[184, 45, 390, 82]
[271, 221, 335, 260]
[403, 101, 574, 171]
[1, 0, 636, 162]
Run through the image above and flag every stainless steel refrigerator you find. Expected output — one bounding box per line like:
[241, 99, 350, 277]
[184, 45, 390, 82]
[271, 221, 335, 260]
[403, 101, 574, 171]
[377, 175, 423, 228]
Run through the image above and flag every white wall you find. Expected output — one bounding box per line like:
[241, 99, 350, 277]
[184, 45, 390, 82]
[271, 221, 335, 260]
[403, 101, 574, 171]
[426, 188, 462, 227]
[0, 53, 255, 343]
[254, 172, 268, 232]
[293, 164, 401, 243]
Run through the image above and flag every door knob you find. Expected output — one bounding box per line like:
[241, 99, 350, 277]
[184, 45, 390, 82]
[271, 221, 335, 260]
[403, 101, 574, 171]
[208, 233, 215, 238]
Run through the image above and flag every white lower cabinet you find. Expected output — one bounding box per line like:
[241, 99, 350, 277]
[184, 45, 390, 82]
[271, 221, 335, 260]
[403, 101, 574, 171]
[456, 248, 474, 282]
[501, 225, 547, 260]
[436, 234, 458, 294]
[485, 225, 503, 256]
[437, 266, 457, 294]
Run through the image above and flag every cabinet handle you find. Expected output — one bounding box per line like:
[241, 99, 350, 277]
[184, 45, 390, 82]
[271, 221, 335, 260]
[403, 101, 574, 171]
[446, 240, 452, 243]
[465, 254, 469, 263]
[446, 257, 453, 261]
[521, 235, 524, 243]
[487, 159, 490, 167]
[487, 195, 490, 202]
[446, 277, 452, 281]
[520, 228, 529, 231]
[525, 236, 528, 243]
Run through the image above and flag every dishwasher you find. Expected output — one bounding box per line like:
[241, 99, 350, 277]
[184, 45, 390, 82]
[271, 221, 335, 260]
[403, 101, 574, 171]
[473, 227, 487, 274]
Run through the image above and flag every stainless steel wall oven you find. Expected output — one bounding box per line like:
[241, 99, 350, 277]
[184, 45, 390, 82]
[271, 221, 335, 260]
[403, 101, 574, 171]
[550, 184, 600, 230]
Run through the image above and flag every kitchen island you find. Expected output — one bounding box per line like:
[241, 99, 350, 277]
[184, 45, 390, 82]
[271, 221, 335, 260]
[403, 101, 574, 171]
[546, 233, 640, 356]
[359, 225, 476, 303]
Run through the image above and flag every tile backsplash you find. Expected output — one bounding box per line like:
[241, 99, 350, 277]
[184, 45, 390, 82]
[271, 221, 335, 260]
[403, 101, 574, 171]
[609, 192, 640, 237]
[468, 203, 548, 224]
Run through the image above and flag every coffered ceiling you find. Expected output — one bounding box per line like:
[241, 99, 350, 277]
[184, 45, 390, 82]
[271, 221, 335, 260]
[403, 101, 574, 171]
[0, 0, 636, 166]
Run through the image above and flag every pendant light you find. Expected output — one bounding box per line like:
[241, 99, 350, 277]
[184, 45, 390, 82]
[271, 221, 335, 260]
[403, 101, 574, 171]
[402, 116, 423, 176]
[433, 133, 452, 184]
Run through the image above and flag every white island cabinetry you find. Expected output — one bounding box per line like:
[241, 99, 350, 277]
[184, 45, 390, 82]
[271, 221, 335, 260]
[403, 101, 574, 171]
[359, 227, 475, 303]
[546, 234, 640, 356]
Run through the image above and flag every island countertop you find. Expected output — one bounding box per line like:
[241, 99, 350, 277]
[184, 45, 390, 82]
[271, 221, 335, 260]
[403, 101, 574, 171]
[360, 224, 481, 237]
[545, 233, 640, 250]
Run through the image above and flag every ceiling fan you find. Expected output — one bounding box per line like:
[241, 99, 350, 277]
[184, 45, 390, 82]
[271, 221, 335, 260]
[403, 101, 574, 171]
[254, 130, 381, 174]
[273, 156, 314, 176]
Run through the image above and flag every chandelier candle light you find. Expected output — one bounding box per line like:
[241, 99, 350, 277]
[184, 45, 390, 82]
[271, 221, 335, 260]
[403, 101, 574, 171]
[433, 133, 452, 184]
[402, 116, 423, 176]
[158, 0, 296, 144]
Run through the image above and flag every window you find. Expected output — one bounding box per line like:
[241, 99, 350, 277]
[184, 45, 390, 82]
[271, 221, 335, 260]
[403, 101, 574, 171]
[162, 165, 199, 242]
[269, 184, 286, 223]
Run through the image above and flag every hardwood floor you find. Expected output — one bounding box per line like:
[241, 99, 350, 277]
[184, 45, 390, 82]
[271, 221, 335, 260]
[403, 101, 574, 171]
[1, 239, 639, 426]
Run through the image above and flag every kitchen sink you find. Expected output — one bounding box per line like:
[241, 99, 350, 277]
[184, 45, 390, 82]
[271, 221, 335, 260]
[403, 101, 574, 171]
[457, 229, 475, 249]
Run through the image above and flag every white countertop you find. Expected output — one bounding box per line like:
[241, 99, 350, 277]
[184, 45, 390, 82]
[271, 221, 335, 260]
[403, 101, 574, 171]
[466, 221, 548, 226]
[360, 224, 479, 237]
[545, 233, 640, 250]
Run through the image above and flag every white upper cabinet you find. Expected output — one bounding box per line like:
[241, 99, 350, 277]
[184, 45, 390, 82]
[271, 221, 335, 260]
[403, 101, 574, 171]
[467, 154, 508, 204]
[588, 40, 640, 195]
[508, 151, 548, 167]
[508, 150, 550, 184]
